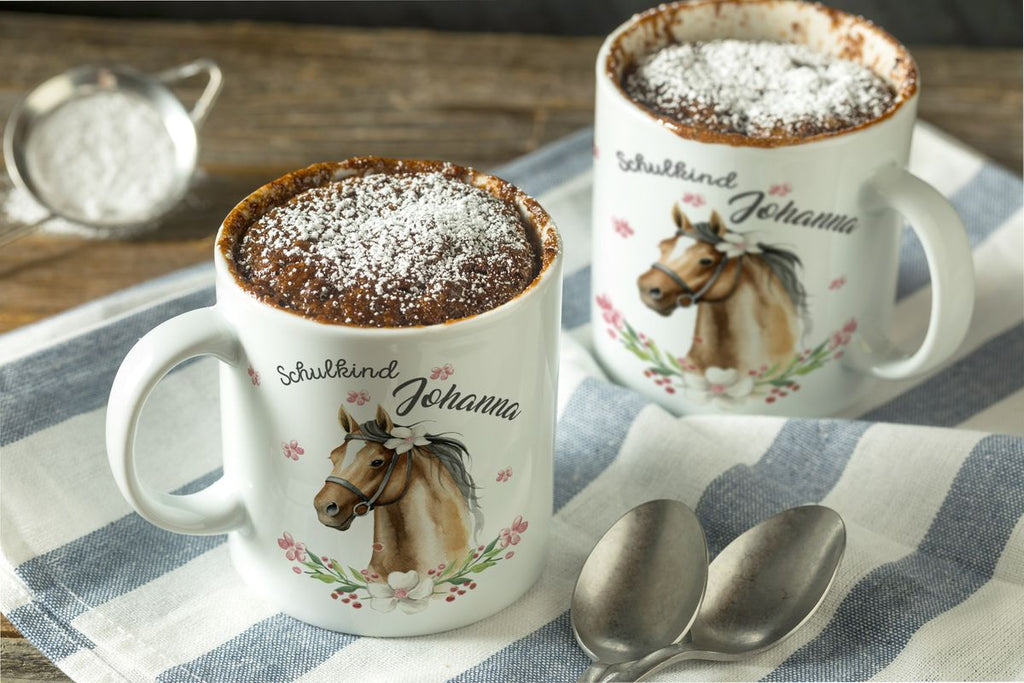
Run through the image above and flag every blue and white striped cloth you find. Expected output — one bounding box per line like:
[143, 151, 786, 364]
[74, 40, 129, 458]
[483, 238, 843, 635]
[1, 122, 1021, 682]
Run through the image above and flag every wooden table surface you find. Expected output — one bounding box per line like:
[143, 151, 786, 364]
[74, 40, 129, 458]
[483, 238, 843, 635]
[0, 10, 1020, 681]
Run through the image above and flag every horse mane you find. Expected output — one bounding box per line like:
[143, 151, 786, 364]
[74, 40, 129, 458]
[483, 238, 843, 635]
[688, 220, 809, 320]
[355, 419, 484, 539]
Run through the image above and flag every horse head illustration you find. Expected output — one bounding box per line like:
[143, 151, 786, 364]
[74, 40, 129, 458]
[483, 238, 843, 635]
[313, 404, 482, 578]
[637, 207, 743, 315]
[636, 204, 808, 375]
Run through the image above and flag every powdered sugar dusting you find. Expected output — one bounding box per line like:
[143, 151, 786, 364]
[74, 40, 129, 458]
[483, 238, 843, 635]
[24, 90, 178, 223]
[624, 40, 898, 139]
[232, 172, 538, 327]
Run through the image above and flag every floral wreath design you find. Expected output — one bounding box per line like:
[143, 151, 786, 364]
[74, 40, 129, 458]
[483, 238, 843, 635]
[279, 515, 528, 613]
[598, 294, 857, 407]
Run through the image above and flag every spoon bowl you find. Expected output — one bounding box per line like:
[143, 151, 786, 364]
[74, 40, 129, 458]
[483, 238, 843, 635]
[694, 504, 846, 656]
[571, 499, 708, 679]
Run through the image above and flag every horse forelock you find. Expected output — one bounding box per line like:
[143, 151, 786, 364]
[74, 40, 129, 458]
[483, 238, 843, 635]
[689, 221, 724, 246]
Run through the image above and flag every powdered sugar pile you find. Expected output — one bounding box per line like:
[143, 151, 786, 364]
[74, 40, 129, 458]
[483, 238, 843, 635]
[624, 40, 897, 139]
[232, 172, 538, 327]
[24, 90, 178, 223]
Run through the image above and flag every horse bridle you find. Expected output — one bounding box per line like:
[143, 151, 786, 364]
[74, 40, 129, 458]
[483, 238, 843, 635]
[651, 231, 744, 306]
[324, 435, 414, 519]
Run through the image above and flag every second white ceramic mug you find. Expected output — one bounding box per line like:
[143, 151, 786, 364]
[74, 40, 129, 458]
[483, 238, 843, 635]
[591, 0, 974, 417]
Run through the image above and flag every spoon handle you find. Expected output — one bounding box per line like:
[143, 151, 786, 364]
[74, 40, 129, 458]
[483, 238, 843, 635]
[0, 214, 51, 246]
[577, 662, 612, 683]
[599, 644, 704, 682]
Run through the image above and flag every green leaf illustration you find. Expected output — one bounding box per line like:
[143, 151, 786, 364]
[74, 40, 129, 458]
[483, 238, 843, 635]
[470, 561, 497, 573]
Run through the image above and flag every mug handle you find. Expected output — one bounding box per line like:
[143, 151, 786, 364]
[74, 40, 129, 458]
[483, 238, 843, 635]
[155, 59, 224, 129]
[106, 307, 246, 535]
[858, 164, 974, 379]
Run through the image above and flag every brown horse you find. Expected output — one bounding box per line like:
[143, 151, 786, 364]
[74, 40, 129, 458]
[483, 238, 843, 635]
[313, 405, 481, 580]
[636, 206, 806, 375]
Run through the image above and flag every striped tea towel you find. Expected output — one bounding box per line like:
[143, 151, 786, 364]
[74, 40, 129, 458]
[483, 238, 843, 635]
[1, 122, 1022, 682]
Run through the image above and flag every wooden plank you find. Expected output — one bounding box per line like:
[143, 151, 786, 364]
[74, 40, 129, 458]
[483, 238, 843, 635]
[1, 615, 68, 682]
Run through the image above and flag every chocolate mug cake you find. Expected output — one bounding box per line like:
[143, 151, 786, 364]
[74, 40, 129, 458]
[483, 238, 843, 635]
[219, 158, 549, 327]
[623, 39, 899, 140]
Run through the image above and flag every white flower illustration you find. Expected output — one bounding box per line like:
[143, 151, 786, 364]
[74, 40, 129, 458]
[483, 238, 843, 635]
[715, 232, 762, 258]
[684, 367, 755, 408]
[367, 571, 435, 614]
[384, 425, 430, 454]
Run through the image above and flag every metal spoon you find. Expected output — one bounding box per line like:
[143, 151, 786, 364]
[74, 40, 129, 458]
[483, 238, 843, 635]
[601, 504, 846, 682]
[571, 499, 708, 683]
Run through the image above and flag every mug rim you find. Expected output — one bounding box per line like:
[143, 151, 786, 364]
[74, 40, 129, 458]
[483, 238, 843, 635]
[597, 0, 920, 149]
[214, 157, 563, 336]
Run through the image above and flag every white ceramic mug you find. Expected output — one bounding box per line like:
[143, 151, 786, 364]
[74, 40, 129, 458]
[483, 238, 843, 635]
[106, 160, 562, 636]
[591, 0, 974, 417]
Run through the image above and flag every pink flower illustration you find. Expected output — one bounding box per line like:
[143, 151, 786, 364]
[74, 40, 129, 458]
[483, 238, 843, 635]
[346, 390, 370, 406]
[829, 276, 847, 290]
[612, 217, 634, 238]
[278, 532, 307, 562]
[430, 364, 455, 380]
[830, 318, 858, 350]
[496, 467, 513, 483]
[595, 294, 624, 330]
[247, 366, 260, 386]
[603, 308, 623, 330]
[499, 515, 529, 548]
[769, 183, 793, 196]
[281, 440, 305, 461]
[682, 192, 706, 207]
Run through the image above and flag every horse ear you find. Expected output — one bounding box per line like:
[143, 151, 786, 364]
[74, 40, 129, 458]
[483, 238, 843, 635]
[672, 204, 694, 234]
[709, 210, 727, 236]
[375, 405, 394, 433]
[338, 405, 360, 434]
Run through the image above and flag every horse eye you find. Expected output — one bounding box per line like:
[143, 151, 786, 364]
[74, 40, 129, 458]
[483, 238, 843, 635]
[370, 458, 385, 468]
[699, 257, 714, 266]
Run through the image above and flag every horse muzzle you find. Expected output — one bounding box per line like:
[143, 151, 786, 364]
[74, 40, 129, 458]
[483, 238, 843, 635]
[317, 509, 355, 531]
[314, 495, 358, 531]
[638, 286, 679, 315]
